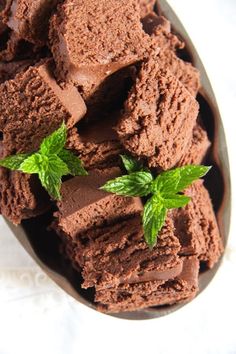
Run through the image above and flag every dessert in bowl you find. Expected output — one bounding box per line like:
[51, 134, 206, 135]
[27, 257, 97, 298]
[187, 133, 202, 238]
[0, 0, 230, 319]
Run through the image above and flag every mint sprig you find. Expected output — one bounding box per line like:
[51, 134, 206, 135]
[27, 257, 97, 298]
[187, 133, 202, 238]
[0, 122, 87, 200]
[101, 155, 211, 247]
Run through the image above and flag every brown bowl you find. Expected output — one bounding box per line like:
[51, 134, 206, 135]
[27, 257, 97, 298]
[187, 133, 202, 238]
[4, 0, 231, 320]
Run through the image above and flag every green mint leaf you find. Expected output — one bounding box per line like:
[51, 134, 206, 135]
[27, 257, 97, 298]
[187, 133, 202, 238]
[173, 165, 211, 192]
[101, 171, 153, 197]
[0, 153, 31, 170]
[40, 122, 67, 155]
[39, 170, 62, 200]
[162, 194, 191, 209]
[153, 165, 211, 195]
[152, 169, 181, 194]
[46, 155, 70, 177]
[143, 195, 167, 248]
[37, 155, 69, 199]
[120, 154, 143, 174]
[0, 123, 89, 200]
[58, 149, 88, 176]
[19, 153, 45, 174]
[20, 154, 69, 199]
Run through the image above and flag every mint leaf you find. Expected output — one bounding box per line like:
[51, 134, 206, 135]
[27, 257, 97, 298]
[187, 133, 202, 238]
[162, 194, 191, 209]
[101, 171, 153, 197]
[39, 170, 62, 200]
[40, 122, 67, 155]
[152, 169, 181, 194]
[0, 123, 88, 200]
[143, 195, 167, 248]
[0, 153, 31, 170]
[37, 155, 69, 199]
[59, 149, 87, 176]
[101, 163, 211, 246]
[20, 153, 45, 174]
[120, 154, 143, 174]
[172, 165, 211, 192]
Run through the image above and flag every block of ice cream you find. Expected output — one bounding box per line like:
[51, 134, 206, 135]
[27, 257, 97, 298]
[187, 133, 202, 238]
[173, 180, 223, 268]
[0, 59, 35, 83]
[96, 256, 199, 313]
[0, 167, 49, 224]
[142, 12, 200, 96]
[116, 54, 199, 170]
[0, 30, 47, 62]
[49, 0, 155, 97]
[2, 0, 60, 45]
[138, 0, 156, 18]
[177, 123, 211, 166]
[76, 216, 182, 289]
[54, 168, 143, 238]
[0, 60, 86, 156]
[67, 115, 124, 170]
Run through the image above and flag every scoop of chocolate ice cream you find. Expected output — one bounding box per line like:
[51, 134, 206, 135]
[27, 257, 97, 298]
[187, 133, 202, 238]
[116, 52, 199, 170]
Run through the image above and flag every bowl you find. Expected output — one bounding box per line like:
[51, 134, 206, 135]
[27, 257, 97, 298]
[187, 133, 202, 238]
[4, 0, 231, 320]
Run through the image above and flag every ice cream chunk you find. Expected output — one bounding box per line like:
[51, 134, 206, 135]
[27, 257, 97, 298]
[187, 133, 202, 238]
[67, 115, 124, 170]
[177, 123, 211, 166]
[0, 167, 49, 224]
[49, 0, 155, 96]
[142, 13, 180, 50]
[116, 54, 199, 170]
[0, 30, 48, 62]
[142, 12, 200, 96]
[138, 0, 156, 18]
[96, 256, 199, 313]
[75, 215, 182, 289]
[54, 168, 143, 238]
[0, 60, 86, 156]
[2, 0, 60, 45]
[0, 59, 35, 83]
[173, 180, 223, 268]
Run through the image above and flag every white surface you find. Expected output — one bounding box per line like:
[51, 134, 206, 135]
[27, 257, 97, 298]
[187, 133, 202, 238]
[0, 1, 236, 354]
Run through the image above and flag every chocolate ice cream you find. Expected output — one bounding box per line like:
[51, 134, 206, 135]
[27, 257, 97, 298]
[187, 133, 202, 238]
[138, 0, 156, 18]
[67, 114, 123, 170]
[0, 168, 49, 224]
[53, 168, 143, 238]
[77, 216, 182, 290]
[174, 180, 223, 268]
[142, 12, 200, 96]
[49, 0, 155, 98]
[116, 53, 199, 170]
[96, 257, 199, 313]
[0, 60, 86, 156]
[2, 0, 60, 45]
[0, 1, 224, 314]
[177, 123, 211, 166]
[0, 59, 35, 83]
